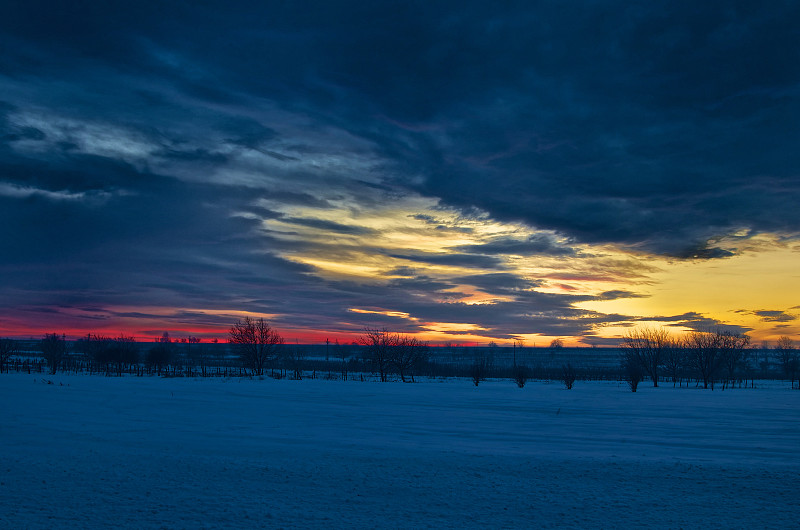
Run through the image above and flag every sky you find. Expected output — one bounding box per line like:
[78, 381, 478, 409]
[1, 1, 799, 345]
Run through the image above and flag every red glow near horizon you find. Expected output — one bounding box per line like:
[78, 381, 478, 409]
[0, 319, 493, 346]
[0, 321, 363, 345]
[1, 307, 560, 346]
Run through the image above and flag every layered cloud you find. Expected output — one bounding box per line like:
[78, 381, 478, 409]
[1, 1, 798, 341]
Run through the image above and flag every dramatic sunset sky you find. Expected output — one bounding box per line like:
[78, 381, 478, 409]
[1, 1, 798, 344]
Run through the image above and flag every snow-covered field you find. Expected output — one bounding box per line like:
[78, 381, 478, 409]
[2, 374, 798, 528]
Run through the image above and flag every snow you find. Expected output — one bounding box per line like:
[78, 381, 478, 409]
[2, 374, 798, 528]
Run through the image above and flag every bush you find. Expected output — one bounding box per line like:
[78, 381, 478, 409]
[622, 354, 643, 392]
[561, 362, 576, 390]
[470, 356, 491, 386]
[40, 333, 67, 375]
[512, 364, 529, 388]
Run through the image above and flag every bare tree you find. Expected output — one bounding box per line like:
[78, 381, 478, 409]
[775, 336, 798, 388]
[470, 353, 491, 386]
[358, 328, 395, 382]
[40, 333, 67, 374]
[334, 339, 350, 381]
[685, 330, 720, 389]
[229, 317, 284, 377]
[512, 339, 524, 368]
[662, 340, 687, 387]
[549, 338, 564, 350]
[718, 331, 750, 389]
[283, 345, 306, 380]
[621, 350, 643, 392]
[621, 327, 670, 387]
[77, 334, 113, 374]
[0, 338, 19, 373]
[390, 336, 429, 383]
[185, 338, 210, 377]
[684, 329, 748, 390]
[146, 333, 174, 376]
[111, 336, 139, 376]
[561, 362, 576, 390]
[512, 364, 529, 388]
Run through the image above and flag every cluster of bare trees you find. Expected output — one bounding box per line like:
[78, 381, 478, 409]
[470, 353, 493, 386]
[357, 328, 430, 382]
[40, 333, 67, 375]
[0, 337, 20, 373]
[145, 333, 175, 376]
[622, 327, 758, 391]
[76, 334, 139, 376]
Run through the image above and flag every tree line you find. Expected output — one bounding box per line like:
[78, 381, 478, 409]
[621, 327, 798, 392]
[1, 319, 798, 390]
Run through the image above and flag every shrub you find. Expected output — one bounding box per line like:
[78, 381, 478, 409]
[561, 362, 576, 390]
[470, 356, 491, 386]
[512, 364, 529, 388]
[622, 353, 643, 392]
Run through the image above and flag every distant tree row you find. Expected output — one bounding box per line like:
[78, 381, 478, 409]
[620, 327, 799, 392]
[0, 321, 798, 390]
[0, 337, 21, 373]
[357, 328, 429, 382]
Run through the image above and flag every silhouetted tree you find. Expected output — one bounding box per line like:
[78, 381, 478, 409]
[662, 340, 687, 387]
[719, 331, 750, 389]
[184, 338, 210, 377]
[561, 362, 576, 390]
[283, 345, 306, 379]
[621, 351, 643, 392]
[358, 328, 395, 382]
[512, 339, 524, 368]
[111, 336, 138, 376]
[622, 327, 670, 387]
[334, 339, 349, 380]
[0, 338, 19, 373]
[512, 364, 529, 388]
[775, 336, 798, 388]
[470, 354, 491, 386]
[390, 336, 429, 382]
[146, 333, 174, 376]
[685, 330, 720, 389]
[685, 329, 748, 390]
[549, 338, 564, 350]
[40, 333, 67, 374]
[229, 317, 284, 377]
[77, 334, 114, 374]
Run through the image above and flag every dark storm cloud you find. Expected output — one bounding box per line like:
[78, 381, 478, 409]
[4, 1, 797, 258]
[392, 3, 800, 258]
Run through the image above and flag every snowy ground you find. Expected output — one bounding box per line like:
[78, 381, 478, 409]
[2, 374, 798, 528]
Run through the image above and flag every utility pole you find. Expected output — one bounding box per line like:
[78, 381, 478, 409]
[513, 341, 516, 368]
